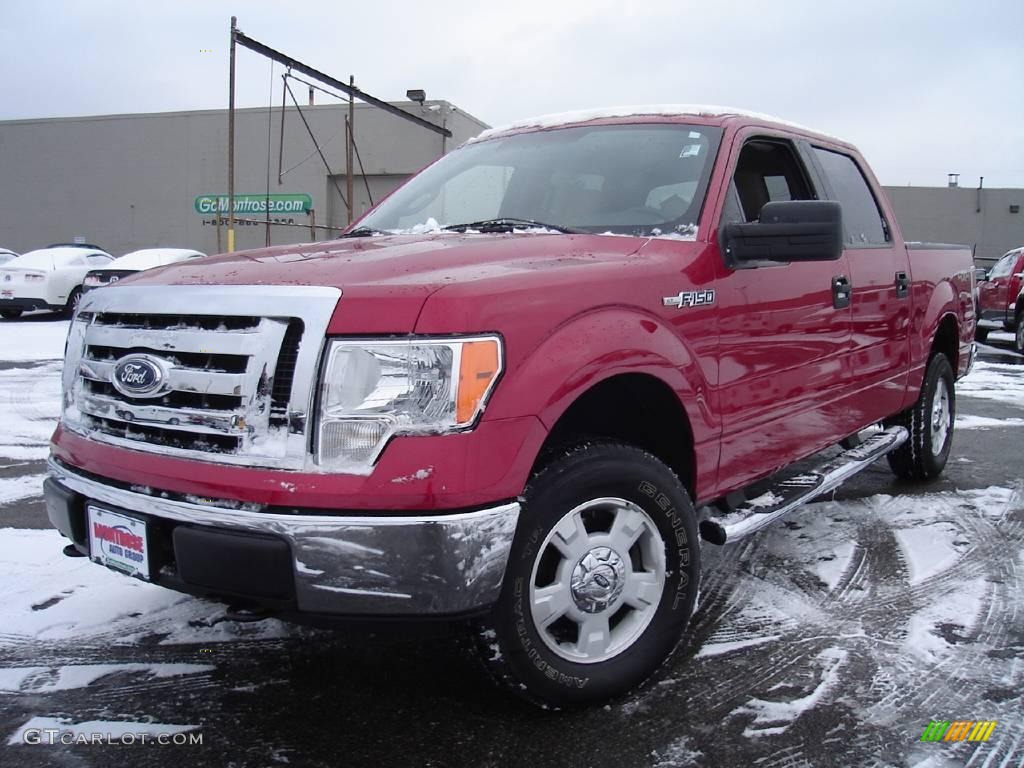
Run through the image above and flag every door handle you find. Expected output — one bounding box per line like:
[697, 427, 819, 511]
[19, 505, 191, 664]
[832, 275, 851, 309]
[895, 271, 910, 299]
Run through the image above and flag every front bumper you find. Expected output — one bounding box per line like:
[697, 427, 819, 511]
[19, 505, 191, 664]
[0, 296, 53, 312]
[46, 457, 520, 617]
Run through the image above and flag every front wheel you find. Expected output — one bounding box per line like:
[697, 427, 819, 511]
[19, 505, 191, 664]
[1015, 312, 1024, 354]
[471, 441, 700, 708]
[886, 353, 955, 480]
[974, 326, 989, 344]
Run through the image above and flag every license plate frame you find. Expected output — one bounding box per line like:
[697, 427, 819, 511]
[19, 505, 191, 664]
[86, 505, 151, 580]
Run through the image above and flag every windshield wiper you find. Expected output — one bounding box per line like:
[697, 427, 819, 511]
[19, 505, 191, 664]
[442, 218, 584, 234]
[340, 225, 392, 238]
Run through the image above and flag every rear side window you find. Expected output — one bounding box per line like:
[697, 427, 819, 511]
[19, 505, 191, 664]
[813, 148, 888, 245]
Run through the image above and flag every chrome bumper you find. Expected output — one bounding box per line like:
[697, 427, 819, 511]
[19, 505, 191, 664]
[47, 458, 520, 616]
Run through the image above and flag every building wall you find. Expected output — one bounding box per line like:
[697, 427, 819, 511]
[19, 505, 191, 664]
[0, 102, 487, 257]
[883, 185, 1024, 267]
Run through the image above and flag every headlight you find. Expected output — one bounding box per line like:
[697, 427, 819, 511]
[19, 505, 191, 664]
[84, 275, 101, 286]
[315, 336, 503, 468]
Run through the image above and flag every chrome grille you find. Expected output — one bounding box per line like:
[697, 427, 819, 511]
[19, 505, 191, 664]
[63, 285, 341, 469]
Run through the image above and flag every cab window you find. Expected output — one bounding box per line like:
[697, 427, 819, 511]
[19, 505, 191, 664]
[732, 139, 814, 222]
[988, 251, 1019, 279]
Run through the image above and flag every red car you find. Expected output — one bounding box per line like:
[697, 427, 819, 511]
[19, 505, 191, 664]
[976, 246, 1024, 352]
[46, 106, 975, 707]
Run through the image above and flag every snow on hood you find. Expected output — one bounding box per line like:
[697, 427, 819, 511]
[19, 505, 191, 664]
[471, 104, 829, 143]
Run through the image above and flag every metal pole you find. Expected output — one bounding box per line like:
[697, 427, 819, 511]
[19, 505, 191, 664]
[227, 16, 237, 252]
[277, 73, 287, 185]
[347, 75, 355, 224]
[441, 108, 447, 156]
[265, 62, 273, 247]
[310, 209, 316, 241]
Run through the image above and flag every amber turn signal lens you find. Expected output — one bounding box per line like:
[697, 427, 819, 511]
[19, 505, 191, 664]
[457, 340, 500, 424]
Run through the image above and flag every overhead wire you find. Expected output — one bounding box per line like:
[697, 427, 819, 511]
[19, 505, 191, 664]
[283, 77, 348, 210]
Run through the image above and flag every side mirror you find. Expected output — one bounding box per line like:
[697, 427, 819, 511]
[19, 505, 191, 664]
[722, 200, 843, 264]
[974, 267, 989, 283]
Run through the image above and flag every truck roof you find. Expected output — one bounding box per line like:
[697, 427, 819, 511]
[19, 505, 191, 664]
[472, 104, 846, 146]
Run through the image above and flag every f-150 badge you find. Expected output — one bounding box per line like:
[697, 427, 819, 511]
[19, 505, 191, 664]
[663, 289, 715, 308]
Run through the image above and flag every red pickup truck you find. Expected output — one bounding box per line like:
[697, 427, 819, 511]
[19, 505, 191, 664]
[46, 106, 975, 707]
[976, 246, 1024, 352]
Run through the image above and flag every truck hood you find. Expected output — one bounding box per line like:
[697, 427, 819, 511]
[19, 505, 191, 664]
[124, 233, 649, 332]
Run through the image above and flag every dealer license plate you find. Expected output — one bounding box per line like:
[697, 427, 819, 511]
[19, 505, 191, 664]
[87, 505, 150, 580]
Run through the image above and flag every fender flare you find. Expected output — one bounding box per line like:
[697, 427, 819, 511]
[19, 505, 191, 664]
[485, 306, 715, 444]
[908, 278, 965, 397]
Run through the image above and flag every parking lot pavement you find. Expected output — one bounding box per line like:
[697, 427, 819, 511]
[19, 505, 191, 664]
[0, 317, 1022, 767]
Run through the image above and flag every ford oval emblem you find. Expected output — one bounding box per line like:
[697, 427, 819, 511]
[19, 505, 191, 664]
[111, 354, 167, 398]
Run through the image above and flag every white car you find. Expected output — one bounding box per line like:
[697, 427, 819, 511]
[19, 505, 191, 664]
[0, 249, 18, 266]
[0, 246, 112, 319]
[83, 248, 206, 293]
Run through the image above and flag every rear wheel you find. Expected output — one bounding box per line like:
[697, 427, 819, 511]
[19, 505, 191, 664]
[471, 441, 700, 708]
[886, 353, 955, 480]
[974, 326, 989, 344]
[0, 310, 22, 320]
[64, 287, 82, 316]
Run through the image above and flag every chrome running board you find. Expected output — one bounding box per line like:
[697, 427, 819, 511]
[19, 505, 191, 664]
[699, 426, 908, 545]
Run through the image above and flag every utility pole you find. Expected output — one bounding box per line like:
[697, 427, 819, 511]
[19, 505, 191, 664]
[227, 16, 237, 252]
[346, 75, 355, 224]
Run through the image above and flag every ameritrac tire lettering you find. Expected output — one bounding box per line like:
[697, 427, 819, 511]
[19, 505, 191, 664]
[471, 442, 700, 708]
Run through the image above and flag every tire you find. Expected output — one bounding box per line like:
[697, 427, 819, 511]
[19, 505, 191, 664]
[1015, 312, 1024, 355]
[0, 310, 23, 320]
[974, 326, 989, 344]
[470, 441, 700, 708]
[64, 287, 82, 316]
[886, 353, 955, 480]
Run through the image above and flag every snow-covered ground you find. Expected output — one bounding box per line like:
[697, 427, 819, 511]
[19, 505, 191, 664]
[0, 318, 1022, 766]
[0, 317, 71, 362]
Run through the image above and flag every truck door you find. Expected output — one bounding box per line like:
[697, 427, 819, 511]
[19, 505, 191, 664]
[809, 146, 911, 425]
[981, 249, 1023, 326]
[715, 135, 853, 490]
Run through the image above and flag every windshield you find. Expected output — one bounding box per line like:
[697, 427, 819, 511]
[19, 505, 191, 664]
[358, 123, 723, 237]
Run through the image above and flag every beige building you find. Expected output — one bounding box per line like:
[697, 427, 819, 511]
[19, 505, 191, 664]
[883, 184, 1024, 267]
[0, 101, 487, 257]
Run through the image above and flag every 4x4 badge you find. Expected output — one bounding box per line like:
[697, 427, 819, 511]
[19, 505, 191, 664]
[663, 289, 715, 309]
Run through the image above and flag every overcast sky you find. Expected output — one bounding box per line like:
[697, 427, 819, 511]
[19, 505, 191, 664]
[2, 1, 1022, 187]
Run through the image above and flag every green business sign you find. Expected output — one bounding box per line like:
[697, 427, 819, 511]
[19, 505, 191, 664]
[194, 193, 313, 215]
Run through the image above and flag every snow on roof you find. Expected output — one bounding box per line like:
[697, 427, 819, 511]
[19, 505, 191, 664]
[8, 247, 109, 269]
[472, 104, 831, 142]
[111, 249, 205, 269]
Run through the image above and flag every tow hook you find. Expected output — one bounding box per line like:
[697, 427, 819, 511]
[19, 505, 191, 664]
[224, 605, 274, 623]
[62, 544, 87, 558]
